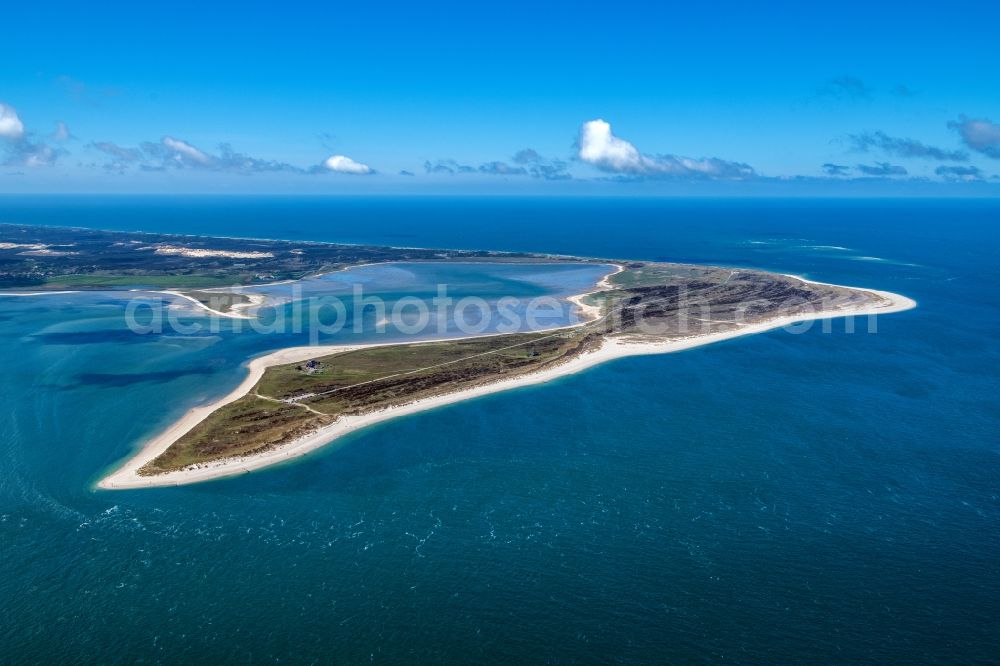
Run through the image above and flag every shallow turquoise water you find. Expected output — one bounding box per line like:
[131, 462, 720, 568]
[1, 198, 998, 662]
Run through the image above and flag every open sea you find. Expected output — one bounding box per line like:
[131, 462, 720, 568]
[1, 197, 998, 663]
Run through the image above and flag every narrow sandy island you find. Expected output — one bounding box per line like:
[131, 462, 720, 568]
[150, 290, 268, 319]
[98, 274, 915, 490]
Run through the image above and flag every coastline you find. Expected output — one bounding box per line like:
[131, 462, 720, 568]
[566, 263, 624, 322]
[97, 272, 915, 490]
[0, 290, 81, 297]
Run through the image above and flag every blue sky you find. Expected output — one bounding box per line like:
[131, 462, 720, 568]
[2, 0, 999, 194]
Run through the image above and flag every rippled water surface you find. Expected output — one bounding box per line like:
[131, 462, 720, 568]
[1, 197, 998, 663]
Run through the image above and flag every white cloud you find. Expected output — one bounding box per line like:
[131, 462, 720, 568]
[52, 121, 71, 141]
[0, 103, 25, 140]
[162, 136, 212, 165]
[578, 119, 645, 172]
[323, 154, 373, 174]
[577, 119, 754, 179]
[0, 104, 59, 167]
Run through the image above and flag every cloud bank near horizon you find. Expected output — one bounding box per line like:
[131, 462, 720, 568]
[1, 97, 997, 188]
[87, 137, 374, 176]
[89, 137, 306, 174]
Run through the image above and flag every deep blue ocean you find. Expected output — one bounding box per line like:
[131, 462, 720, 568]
[1, 197, 998, 663]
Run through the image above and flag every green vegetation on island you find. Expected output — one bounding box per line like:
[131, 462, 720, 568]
[138, 264, 885, 475]
[139, 331, 599, 475]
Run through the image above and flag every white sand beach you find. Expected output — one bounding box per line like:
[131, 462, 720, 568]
[97, 274, 915, 490]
